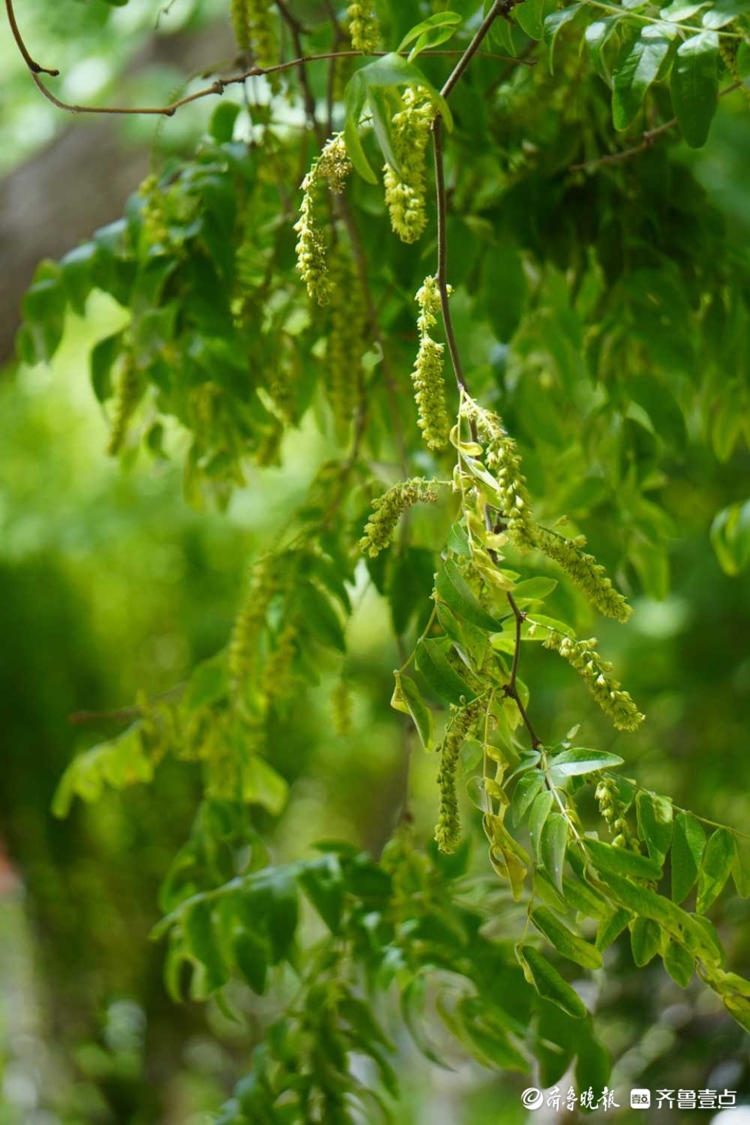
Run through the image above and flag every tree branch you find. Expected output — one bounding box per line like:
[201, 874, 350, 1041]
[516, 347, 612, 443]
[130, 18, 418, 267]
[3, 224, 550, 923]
[8, 12, 529, 123]
[570, 82, 742, 173]
[5, 0, 58, 75]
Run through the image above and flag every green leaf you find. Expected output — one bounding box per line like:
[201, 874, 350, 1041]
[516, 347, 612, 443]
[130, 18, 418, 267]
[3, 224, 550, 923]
[547, 748, 624, 785]
[447, 521, 471, 557]
[518, 945, 588, 1018]
[540, 813, 568, 891]
[242, 758, 289, 816]
[435, 560, 503, 631]
[89, 330, 124, 403]
[584, 838, 662, 881]
[575, 1035, 611, 1098]
[591, 871, 710, 956]
[391, 672, 433, 750]
[562, 875, 609, 919]
[671, 812, 706, 903]
[20, 261, 67, 363]
[695, 827, 735, 913]
[528, 790, 555, 860]
[511, 770, 545, 824]
[346, 53, 453, 133]
[185, 654, 228, 710]
[183, 900, 228, 992]
[233, 929, 268, 994]
[723, 994, 750, 1033]
[612, 25, 675, 130]
[298, 585, 346, 651]
[628, 374, 687, 449]
[401, 976, 454, 1067]
[482, 240, 527, 342]
[389, 548, 435, 636]
[585, 16, 623, 82]
[298, 856, 344, 932]
[456, 997, 528, 1071]
[662, 939, 695, 987]
[210, 102, 241, 143]
[732, 835, 750, 898]
[262, 869, 299, 964]
[511, 576, 558, 604]
[398, 12, 463, 52]
[415, 636, 477, 704]
[630, 916, 662, 966]
[671, 32, 719, 148]
[530, 907, 603, 969]
[544, 4, 583, 73]
[343, 116, 377, 184]
[515, 0, 545, 40]
[398, 11, 463, 60]
[636, 791, 673, 866]
[596, 906, 632, 950]
[701, 0, 750, 28]
[710, 500, 750, 576]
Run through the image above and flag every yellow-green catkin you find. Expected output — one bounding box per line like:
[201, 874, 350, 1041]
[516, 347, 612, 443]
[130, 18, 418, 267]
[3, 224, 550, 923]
[139, 174, 169, 246]
[294, 134, 352, 305]
[461, 396, 536, 549]
[230, 0, 250, 49]
[327, 244, 366, 437]
[229, 555, 278, 690]
[595, 777, 641, 851]
[383, 88, 434, 244]
[435, 701, 480, 854]
[331, 677, 352, 737]
[347, 2, 380, 52]
[231, 0, 277, 68]
[534, 527, 632, 623]
[261, 620, 297, 705]
[541, 630, 644, 731]
[107, 353, 141, 456]
[360, 478, 439, 557]
[411, 276, 451, 451]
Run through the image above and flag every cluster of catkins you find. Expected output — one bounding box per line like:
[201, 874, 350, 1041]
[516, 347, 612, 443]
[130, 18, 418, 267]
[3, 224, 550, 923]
[383, 89, 435, 244]
[346, 2, 380, 53]
[595, 776, 641, 850]
[541, 629, 644, 731]
[411, 276, 451, 450]
[435, 701, 481, 853]
[107, 351, 141, 457]
[326, 244, 366, 437]
[294, 135, 352, 305]
[228, 555, 278, 692]
[230, 0, 277, 68]
[359, 478, 439, 557]
[460, 396, 632, 623]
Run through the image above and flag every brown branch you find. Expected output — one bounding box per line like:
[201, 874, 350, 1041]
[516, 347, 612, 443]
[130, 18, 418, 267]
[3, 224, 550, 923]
[432, 1, 511, 398]
[571, 81, 742, 173]
[5, 0, 58, 75]
[69, 684, 186, 726]
[439, 0, 516, 99]
[14, 33, 528, 120]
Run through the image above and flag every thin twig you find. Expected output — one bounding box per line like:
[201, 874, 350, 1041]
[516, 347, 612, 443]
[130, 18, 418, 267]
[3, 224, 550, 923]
[11, 23, 528, 121]
[432, 118, 468, 395]
[5, 0, 58, 74]
[69, 684, 186, 726]
[571, 82, 742, 173]
[439, 0, 511, 99]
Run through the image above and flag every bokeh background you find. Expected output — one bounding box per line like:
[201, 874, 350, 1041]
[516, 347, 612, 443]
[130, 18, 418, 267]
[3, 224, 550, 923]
[1, 2, 749, 1122]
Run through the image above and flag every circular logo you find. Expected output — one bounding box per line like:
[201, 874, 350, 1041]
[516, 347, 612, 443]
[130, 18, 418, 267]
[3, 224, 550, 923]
[521, 1088, 544, 1110]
